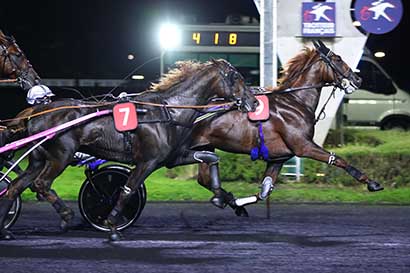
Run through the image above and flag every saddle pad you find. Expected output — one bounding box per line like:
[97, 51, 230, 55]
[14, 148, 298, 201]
[113, 102, 138, 131]
[248, 95, 270, 121]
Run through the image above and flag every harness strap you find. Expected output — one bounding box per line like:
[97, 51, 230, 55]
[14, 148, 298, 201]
[314, 86, 337, 124]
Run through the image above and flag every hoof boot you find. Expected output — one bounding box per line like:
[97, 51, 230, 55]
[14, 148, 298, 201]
[59, 209, 75, 232]
[235, 206, 249, 217]
[367, 181, 384, 192]
[109, 231, 122, 242]
[210, 195, 225, 209]
[60, 220, 69, 232]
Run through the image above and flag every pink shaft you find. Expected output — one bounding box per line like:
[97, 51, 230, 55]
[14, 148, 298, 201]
[0, 109, 111, 154]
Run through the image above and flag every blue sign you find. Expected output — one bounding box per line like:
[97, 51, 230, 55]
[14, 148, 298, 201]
[302, 2, 336, 37]
[354, 0, 403, 34]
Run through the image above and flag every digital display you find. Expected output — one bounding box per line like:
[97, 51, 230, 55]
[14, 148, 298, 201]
[182, 31, 259, 47]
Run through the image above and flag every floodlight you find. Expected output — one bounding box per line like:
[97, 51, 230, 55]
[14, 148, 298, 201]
[159, 23, 181, 50]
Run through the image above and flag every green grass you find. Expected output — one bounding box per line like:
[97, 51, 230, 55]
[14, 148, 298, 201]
[7, 129, 410, 204]
[331, 129, 410, 155]
[17, 167, 410, 204]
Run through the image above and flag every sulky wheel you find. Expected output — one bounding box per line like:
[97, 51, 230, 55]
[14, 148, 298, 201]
[78, 165, 146, 232]
[0, 172, 22, 229]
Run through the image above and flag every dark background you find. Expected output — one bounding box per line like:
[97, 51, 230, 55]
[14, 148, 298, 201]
[0, 0, 408, 117]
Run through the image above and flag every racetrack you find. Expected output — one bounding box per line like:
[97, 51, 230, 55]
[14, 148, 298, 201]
[0, 201, 409, 273]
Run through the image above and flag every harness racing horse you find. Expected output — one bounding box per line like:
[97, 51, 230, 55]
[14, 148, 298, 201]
[0, 30, 41, 91]
[0, 59, 257, 240]
[190, 41, 383, 215]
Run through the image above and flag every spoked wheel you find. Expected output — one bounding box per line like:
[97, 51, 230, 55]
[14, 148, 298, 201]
[0, 172, 22, 229]
[78, 165, 147, 232]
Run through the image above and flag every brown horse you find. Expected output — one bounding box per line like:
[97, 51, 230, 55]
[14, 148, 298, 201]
[0, 59, 257, 241]
[0, 30, 40, 91]
[189, 41, 383, 215]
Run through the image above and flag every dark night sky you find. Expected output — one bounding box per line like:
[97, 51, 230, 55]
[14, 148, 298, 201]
[0, 0, 409, 89]
[0, 0, 259, 81]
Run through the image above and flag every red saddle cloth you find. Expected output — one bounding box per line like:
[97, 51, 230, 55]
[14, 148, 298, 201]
[113, 102, 138, 131]
[247, 95, 269, 121]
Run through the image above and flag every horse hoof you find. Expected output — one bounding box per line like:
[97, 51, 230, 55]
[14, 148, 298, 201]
[0, 230, 15, 240]
[210, 195, 225, 209]
[367, 181, 384, 192]
[109, 232, 122, 242]
[60, 220, 69, 232]
[235, 206, 249, 217]
[59, 209, 75, 232]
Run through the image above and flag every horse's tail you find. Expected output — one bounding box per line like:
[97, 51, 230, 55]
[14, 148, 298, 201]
[0, 127, 8, 149]
[0, 107, 35, 159]
[0, 126, 27, 146]
[0, 125, 28, 160]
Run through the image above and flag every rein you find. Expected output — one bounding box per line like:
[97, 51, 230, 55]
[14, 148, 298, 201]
[0, 78, 18, 83]
[0, 99, 235, 124]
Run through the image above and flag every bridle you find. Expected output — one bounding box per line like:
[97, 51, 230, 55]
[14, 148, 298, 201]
[314, 41, 359, 92]
[258, 41, 358, 96]
[217, 60, 250, 110]
[0, 36, 36, 90]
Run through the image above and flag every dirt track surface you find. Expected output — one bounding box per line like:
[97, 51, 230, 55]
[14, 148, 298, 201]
[0, 201, 409, 273]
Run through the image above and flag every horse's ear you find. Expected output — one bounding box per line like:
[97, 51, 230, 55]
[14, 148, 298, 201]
[312, 40, 320, 49]
[317, 40, 328, 49]
[317, 40, 330, 55]
[210, 58, 220, 66]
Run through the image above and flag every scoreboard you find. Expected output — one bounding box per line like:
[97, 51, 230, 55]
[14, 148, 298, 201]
[167, 24, 259, 52]
[183, 30, 259, 47]
[162, 24, 260, 85]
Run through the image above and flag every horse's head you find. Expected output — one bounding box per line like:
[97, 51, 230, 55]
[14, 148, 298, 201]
[313, 40, 362, 94]
[211, 59, 258, 112]
[0, 30, 40, 90]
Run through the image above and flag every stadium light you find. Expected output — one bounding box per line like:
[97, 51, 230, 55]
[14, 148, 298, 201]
[374, 51, 386, 58]
[159, 23, 181, 50]
[131, 75, 144, 80]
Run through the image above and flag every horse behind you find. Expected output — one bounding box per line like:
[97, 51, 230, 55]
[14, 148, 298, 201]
[0, 30, 40, 91]
[190, 41, 383, 215]
[0, 59, 257, 240]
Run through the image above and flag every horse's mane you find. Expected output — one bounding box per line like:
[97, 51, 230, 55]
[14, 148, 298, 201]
[0, 30, 8, 44]
[277, 47, 319, 87]
[150, 60, 213, 92]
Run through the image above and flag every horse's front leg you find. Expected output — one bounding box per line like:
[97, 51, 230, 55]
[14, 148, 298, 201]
[197, 162, 239, 211]
[295, 141, 383, 191]
[257, 161, 284, 200]
[105, 160, 158, 241]
[197, 159, 284, 216]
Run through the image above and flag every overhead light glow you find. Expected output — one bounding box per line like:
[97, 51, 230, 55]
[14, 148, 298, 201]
[159, 23, 181, 50]
[127, 54, 135, 60]
[374, 51, 385, 58]
[131, 75, 144, 80]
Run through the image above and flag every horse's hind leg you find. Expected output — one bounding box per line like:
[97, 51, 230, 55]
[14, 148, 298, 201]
[0, 160, 44, 240]
[32, 160, 75, 231]
[294, 141, 383, 191]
